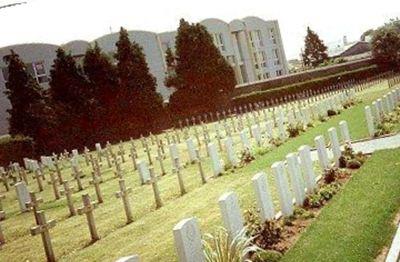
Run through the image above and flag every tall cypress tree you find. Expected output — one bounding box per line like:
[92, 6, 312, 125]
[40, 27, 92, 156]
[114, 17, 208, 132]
[3, 50, 45, 138]
[165, 19, 236, 116]
[302, 27, 328, 67]
[114, 27, 163, 136]
[83, 42, 118, 142]
[49, 48, 89, 149]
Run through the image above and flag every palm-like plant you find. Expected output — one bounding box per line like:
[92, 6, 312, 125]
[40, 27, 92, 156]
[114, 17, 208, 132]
[203, 227, 263, 262]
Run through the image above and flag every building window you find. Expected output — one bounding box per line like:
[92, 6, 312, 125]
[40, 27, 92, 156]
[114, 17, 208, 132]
[1, 62, 48, 84]
[256, 30, 263, 46]
[257, 74, 262, 80]
[32, 61, 48, 84]
[260, 51, 267, 68]
[1, 67, 9, 82]
[276, 69, 283, 76]
[263, 72, 270, 79]
[274, 59, 281, 66]
[212, 33, 226, 52]
[273, 49, 279, 59]
[270, 28, 277, 44]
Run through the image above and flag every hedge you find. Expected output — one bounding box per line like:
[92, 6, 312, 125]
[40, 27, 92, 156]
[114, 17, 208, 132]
[231, 65, 381, 106]
[0, 135, 35, 167]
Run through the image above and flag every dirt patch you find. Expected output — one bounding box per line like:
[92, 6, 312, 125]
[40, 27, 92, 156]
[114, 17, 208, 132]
[375, 209, 400, 261]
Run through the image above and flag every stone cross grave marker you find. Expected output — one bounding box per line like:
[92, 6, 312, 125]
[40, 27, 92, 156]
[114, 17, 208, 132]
[149, 167, 163, 209]
[218, 191, 244, 238]
[48, 172, 60, 200]
[115, 179, 133, 224]
[195, 149, 207, 184]
[89, 174, 104, 204]
[173, 217, 205, 262]
[174, 158, 186, 196]
[78, 194, 100, 242]
[30, 210, 57, 262]
[251, 172, 275, 222]
[169, 143, 180, 171]
[60, 180, 76, 216]
[71, 165, 84, 191]
[33, 169, 44, 192]
[26, 191, 43, 223]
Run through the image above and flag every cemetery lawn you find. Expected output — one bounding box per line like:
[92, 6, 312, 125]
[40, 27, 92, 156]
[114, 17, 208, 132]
[1, 82, 400, 261]
[282, 148, 400, 262]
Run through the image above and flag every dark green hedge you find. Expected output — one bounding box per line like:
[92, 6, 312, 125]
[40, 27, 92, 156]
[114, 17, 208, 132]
[0, 135, 35, 167]
[232, 65, 380, 106]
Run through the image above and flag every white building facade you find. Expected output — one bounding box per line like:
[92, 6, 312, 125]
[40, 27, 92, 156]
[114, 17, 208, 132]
[0, 16, 288, 135]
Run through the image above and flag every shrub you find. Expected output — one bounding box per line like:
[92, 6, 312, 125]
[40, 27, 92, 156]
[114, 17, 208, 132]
[269, 137, 284, 147]
[287, 123, 304, 138]
[254, 146, 272, 156]
[327, 109, 338, 116]
[244, 208, 283, 250]
[239, 148, 255, 165]
[202, 227, 263, 262]
[0, 135, 36, 166]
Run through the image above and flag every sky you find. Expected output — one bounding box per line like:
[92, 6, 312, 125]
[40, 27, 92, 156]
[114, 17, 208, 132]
[0, 0, 399, 59]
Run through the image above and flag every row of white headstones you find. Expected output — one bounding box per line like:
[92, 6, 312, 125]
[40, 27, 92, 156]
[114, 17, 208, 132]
[17, 85, 356, 189]
[365, 87, 400, 137]
[173, 88, 400, 262]
[3, 76, 391, 262]
[9, 85, 357, 215]
[172, 119, 352, 262]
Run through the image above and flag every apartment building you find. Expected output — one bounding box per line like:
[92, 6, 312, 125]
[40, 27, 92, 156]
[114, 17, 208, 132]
[0, 16, 288, 134]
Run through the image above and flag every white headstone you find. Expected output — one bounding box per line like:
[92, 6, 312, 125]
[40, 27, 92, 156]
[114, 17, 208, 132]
[365, 106, 375, 137]
[137, 160, 150, 184]
[207, 143, 223, 177]
[218, 192, 243, 237]
[251, 125, 262, 146]
[239, 130, 250, 150]
[328, 127, 341, 166]
[169, 143, 180, 168]
[271, 161, 293, 216]
[339, 120, 351, 143]
[286, 153, 305, 206]
[15, 182, 30, 212]
[314, 135, 329, 170]
[251, 172, 275, 221]
[265, 120, 274, 138]
[185, 138, 197, 162]
[173, 218, 205, 262]
[223, 137, 238, 167]
[298, 145, 316, 193]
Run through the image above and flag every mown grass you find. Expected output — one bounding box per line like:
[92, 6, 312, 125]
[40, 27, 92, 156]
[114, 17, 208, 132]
[282, 148, 400, 262]
[0, 81, 398, 261]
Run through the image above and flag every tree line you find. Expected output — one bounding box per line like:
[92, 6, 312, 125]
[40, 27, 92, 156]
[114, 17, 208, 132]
[3, 19, 236, 154]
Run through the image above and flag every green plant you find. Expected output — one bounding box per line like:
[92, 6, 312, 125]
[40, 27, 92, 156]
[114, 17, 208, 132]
[269, 137, 283, 147]
[239, 148, 255, 166]
[303, 183, 340, 208]
[327, 109, 338, 116]
[287, 123, 304, 138]
[374, 122, 393, 137]
[340, 143, 366, 169]
[244, 209, 283, 251]
[254, 146, 272, 156]
[318, 115, 327, 122]
[202, 227, 263, 262]
[343, 99, 355, 109]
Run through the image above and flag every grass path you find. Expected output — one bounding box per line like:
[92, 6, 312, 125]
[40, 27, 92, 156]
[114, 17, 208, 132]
[0, 82, 398, 261]
[282, 148, 400, 262]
